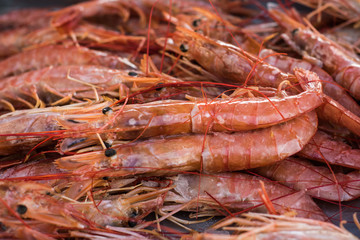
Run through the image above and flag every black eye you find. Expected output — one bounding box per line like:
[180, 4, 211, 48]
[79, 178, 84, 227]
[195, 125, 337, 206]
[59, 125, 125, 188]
[104, 142, 111, 149]
[155, 83, 163, 91]
[128, 71, 138, 77]
[0, 222, 6, 231]
[291, 28, 299, 36]
[192, 19, 201, 27]
[102, 176, 109, 181]
[16, 204, 27, 215]
[180, 43, 189, 53]
[105, 148, 116, 157]
[102, 107, 113, 115]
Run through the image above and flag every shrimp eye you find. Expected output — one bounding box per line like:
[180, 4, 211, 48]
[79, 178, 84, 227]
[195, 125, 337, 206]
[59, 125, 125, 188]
[0, 222, 6, 231]
[102, 107, 113, 115]
[102, 176, 109, 181]
[105, 148, 116, 157]
[16, 204, 27, 215]
[180, 43, 189, 53]
[128, 210, 138, 227]
[155, 82, 163, 91]
[192, 19, 201, 27]
[291, 28, 299, 36]
[104, 141, 112, 149]
[128, 71, 138, 76]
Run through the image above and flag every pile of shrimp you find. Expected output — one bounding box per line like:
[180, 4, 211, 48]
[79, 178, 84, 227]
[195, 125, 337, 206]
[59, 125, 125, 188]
[0, 0, 360, 239]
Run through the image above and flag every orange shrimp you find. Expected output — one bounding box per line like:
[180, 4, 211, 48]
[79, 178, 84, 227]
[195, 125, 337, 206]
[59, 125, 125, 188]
[299, 130, 360, 169]
[56, 111, 318, 175]
[185, 213, 358, 240]
[259, 48, 360, 117]
[0, 44, 136, 79]
[162, 173, 327, 221]
[256, 157, 360, 202]
[162, 27, 298, 88]
[269, 7, 360, 100]
[59, 68, 323, 151]
[0, 65, 159, 111]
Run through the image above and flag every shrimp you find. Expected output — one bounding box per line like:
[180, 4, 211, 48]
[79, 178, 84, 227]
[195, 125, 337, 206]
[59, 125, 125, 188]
[0, 44, 136, 79]
[259, 48, 360, 117]
[0, 101, 111, 155]
[299, 130, 360, 169]
[162, 27, 298, 88]
[269, 6, 360, 100]
[0, 65, 160, 111]
[293, 0, 360, 24]
[50, 0, 147, 34]
[0, 8, 50, 31]
[256, 157, 360, 202]
[58, 67, 322, 149]
[185, 212, 358, 240]
[162, 173, 327, 221]
[56, 111, 318, 175]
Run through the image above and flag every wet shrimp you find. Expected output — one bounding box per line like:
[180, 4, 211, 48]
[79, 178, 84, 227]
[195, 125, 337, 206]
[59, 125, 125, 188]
[269, 6, 360, 100]
[56, 111, 318, 175]
[256, 157, 360, 202]
[0, 44, 136, 79]
[161, 173, 327, 221]
[299, 130, 360, 169]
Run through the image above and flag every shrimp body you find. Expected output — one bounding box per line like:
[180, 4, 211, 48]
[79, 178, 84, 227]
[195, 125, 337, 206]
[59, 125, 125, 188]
[168, 28, 297, 88]
[299, 130, 360, 169]
[257, 157, 360, 202]
[259, 48, 360, 117]
[270, 7, 360, 100]
[59, 68, 323, 150]
[0, 66, 145, 110]
[0, 44, 134, 79]
[56, 111, 318, 174]
[164, 173, 327, 221]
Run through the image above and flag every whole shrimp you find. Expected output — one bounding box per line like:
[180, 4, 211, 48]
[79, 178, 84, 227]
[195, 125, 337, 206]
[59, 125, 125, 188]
[58, 67, 323, 151]
[0, 44, 136, 79]
[299, 130, 360, 169]
[259, 48, 360, 117]
[56, 110, 318, 175]
[161, 173, 327, 221]
[269, 6, 360, 100]
[0, 65, 163, 111]
[256, 157, 360, 202]
[185, 213, 357, 240]
[162, 27, 298, 88]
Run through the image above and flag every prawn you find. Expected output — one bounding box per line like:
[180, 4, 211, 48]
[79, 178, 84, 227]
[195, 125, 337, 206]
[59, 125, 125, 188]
[161, 27, 299, 88]
[256, 157, 360, 202]
[269, 6, 360, 100]
[259, 48, 360, 117]
[185, 212, 357, 240]
[0, 44, 136, 79]
[299, 130, 360, 170]
[59, 68, 323, 151]
[161, 173, 327, 221]
[0, 65, 162, 111]
[56, 111, 318, 174]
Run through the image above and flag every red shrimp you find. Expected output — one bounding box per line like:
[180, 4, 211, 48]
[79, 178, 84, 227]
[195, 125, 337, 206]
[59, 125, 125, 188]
[0, 8, 50, 30]
[259, 48, 360, 117]
[59, 68, 323, 151]
[299, 130, 360, 169]
[256, 157, 360, 202]
[0, 44, 136, 79]
[186, 213, 357, 240]
[162, 173, 327, 221]
[269, 7, 360, 100]
[56, 111, 318, 174]
[0, 101, 110, 155]
[0, 65, 156, 111]
[162, 27, 298, 88]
